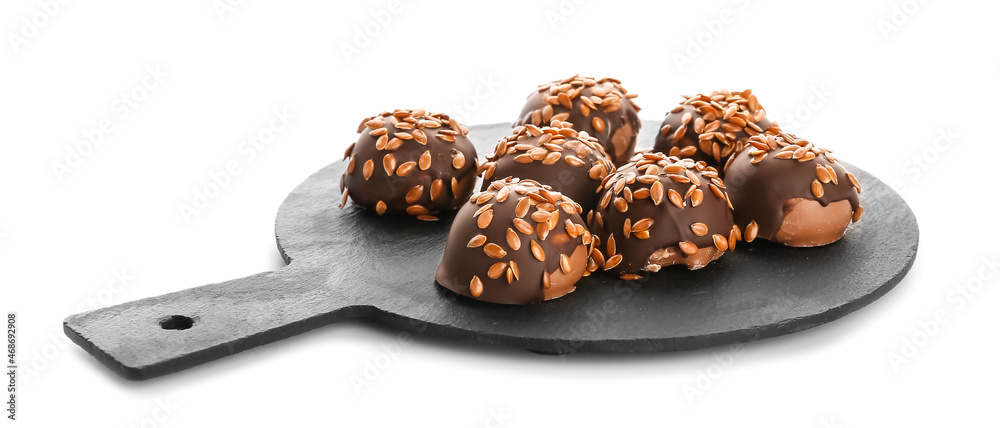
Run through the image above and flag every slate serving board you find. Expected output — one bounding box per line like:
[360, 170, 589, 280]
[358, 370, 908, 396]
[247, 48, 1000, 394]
[64, 121, 919, 380]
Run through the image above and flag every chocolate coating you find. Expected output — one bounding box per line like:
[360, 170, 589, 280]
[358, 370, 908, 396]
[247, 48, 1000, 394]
[588, 153, 738, 277]
[436, 178, 594, 305]
[478, 120, 615, 212]
[340, 109, 478, 220]
[724, 131, 863, 247]
[653, 89, 772, 169]
[514, 75, 641, 166]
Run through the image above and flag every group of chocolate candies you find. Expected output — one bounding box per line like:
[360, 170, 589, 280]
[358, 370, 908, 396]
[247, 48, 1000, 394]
[340, 77, 863, 305]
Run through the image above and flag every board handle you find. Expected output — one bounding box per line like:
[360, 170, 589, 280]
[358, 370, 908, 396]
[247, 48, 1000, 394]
[63, 266, 366, 380]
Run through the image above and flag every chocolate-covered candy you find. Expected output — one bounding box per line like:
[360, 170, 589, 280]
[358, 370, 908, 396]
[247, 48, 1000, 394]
[724, 131, 863, 247]
[653, 89, 772, 169]
[514, 75, 641, 166]
[436, 178, 595, 305]
[478, 120, 615, 211]
[340, 109, 478, 220]
[589, 153, 739, 278]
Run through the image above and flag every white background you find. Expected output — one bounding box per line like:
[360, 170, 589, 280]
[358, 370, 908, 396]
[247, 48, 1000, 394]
[2, 0, 997, 426]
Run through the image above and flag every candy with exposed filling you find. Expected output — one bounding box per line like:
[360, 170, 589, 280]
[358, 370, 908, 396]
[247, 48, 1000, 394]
[723, 130, 863, 247]
[588, 152, 739, 279]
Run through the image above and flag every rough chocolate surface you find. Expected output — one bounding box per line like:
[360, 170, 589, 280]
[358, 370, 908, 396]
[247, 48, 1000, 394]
[653, 89, 772, 170]
[588, 152, 738, 277]
[515, 75, 641, 166]
[436, 178, 594, 305]
[341, 109, 478, 220]
[479, 120, 615, 212]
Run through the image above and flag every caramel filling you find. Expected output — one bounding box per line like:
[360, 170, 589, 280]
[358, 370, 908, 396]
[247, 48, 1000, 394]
[645, 245, 725, 271]
[610, 121, 635, 163]
[543, 244, 588, 300]
[775, 198, 853, 247]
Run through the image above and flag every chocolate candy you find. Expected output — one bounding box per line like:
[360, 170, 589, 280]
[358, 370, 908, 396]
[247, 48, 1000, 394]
[724, 131, 863, 247]
[478, 120, 615, 212]
[435, 178, 595, 305]
[588, 153, 739, 278]
[652, 89, 773, 169]
[340, 109, 478, 220]
[514, 75, 641, 166]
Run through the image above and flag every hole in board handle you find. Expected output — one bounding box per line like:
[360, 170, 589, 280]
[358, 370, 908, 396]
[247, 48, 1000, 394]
[159, 315, 194, 330]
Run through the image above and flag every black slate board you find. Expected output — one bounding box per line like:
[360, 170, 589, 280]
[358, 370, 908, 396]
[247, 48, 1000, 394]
[64, 121, 919, 380]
